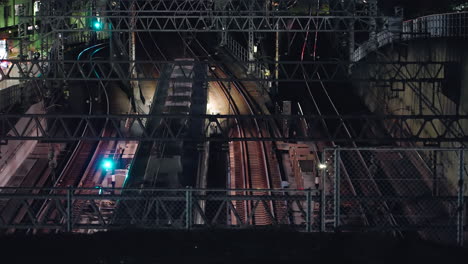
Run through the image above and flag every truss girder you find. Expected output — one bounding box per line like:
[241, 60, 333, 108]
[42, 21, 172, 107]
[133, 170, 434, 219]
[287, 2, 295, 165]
[67, 0, 375, 14]
[0, 59, 449, 83]
[1, 114, 467, 143]
[0, 188, 314, 230]
[36, 14, 390, 33]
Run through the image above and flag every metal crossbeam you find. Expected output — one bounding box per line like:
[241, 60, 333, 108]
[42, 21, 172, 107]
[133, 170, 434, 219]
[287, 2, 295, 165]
[0, 187, 316, 231]
[1, 114, 467, 143]
[73, 0, 368, 14]
[0, 59, 449, 83]
[35, 14, 389, 33]
[55, 0, 376, 15]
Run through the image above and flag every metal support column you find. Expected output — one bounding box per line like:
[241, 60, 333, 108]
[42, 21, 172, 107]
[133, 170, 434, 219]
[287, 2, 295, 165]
[66, 186, 73, 232]
[247, 2, 255, 74]
[457, 149, 465, 246]
[348, 2, 355, 66]
[368, 0, 378, 50]
[17, 3, 30, 89]
[334, 148, 341, 229]
[306, 188, 312, 232]
[186, 187, 193, 230]
[129, 0, 139, 110]
[432, 150, 439, 196]
[216, 0, 227, 46]
[320, 151, 327, 232]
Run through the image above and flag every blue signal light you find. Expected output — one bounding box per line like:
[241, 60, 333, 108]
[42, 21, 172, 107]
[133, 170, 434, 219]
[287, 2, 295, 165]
[102, 159, 114, 170]
[93, 21, 103, 30]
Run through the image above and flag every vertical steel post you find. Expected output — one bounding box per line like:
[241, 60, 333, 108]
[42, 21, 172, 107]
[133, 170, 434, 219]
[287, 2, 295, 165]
[306, 188, 312, 232]
[66, 186, 72, 232]
[186, 187, 192, 230]
[247, 1, 255, 74]
[348, 1, 355, 65]
[320, 151, 326, 232]
[334, 148, 341, 229]
[457, 149, 465, 246]
[432, 151, 438, 196]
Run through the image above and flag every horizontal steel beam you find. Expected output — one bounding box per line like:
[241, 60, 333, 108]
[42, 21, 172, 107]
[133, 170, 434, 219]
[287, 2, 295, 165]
[2, 59, 449, 83]
[81, 0, 371, 14]
[36, 15, 389, 32]
[1, 114, 467, 143]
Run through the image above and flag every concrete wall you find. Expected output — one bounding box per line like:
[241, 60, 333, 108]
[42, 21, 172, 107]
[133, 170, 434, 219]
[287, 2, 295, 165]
[0, 102, 44, 186]
[352, 38, 468, 194]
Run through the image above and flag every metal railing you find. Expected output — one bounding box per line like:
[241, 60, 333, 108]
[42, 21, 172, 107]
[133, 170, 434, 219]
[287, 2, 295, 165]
[0, 187, 321, 232]
[322, 147, 467, 246]
[0, 147, 465, 246]
[403, 12, 468, 40]
[65, 32, 109, 46]
[0, 84, 35, 112]
[224, 34, 269, 82]
[225, 34, 249, 62]
[352, 12, 468, 62]
[0, 85, 22, 112]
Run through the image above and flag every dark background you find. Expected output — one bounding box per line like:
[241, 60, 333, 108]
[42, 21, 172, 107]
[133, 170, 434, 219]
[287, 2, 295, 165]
[381, 0, 468, 17]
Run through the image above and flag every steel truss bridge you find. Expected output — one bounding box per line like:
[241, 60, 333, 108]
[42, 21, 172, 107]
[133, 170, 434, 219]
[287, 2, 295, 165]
[0, 0, 467, 248]
[1, 0, 463, 143]
[1, 114, 468, 143]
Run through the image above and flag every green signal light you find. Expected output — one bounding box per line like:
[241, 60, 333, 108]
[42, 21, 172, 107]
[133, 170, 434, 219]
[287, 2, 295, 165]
[102, 159, 114, 170]
[93, 21, 103, 30]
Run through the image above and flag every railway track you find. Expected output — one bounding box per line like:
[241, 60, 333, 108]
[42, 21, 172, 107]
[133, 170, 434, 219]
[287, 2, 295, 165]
[206, 62, 282, 225]
[180, 34, 287, 225]
[29, 43, 114, 232]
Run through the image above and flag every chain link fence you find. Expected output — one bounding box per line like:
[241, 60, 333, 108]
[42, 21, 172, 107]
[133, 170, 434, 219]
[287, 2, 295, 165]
[323, 148, 466, 246]
[0, 187, 321, 233]
[0, 148, 466, 246]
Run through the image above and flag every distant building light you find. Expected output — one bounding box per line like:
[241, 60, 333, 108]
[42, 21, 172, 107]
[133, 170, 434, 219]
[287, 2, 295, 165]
[318, 163, 327, 170]
[34, 1, 41, 14]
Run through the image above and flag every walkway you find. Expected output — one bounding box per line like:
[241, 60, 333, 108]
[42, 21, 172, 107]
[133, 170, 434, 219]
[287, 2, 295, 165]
[352, 11, 468, 62]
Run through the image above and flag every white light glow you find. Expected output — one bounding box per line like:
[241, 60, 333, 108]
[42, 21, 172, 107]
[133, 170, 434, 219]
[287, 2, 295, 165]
[318, 163, 327, 169]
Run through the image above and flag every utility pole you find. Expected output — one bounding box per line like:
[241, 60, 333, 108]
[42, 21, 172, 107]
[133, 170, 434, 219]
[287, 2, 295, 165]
[129, 0, 141, 113]
[368, 0, 378, 50]
[215, 0, 228, 46]
[17, 1, 30, 89]
[348, 1, 355, 63]
[247, 1, 255, 74]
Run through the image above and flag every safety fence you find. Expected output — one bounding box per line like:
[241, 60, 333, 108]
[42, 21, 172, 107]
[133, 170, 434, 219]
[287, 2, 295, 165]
[352, 12, 468, 62]
[0, 84, 35, 112]
[0, 188, 320, 232]
[322, 147, 467, 247]
[403, 12, 468, 40]
[224, 34, 270, 82]
[0, 148, 465, 246]
[65, 31, 109, 46]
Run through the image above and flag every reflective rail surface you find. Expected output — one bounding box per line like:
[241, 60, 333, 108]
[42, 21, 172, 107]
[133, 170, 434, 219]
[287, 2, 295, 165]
[353, 12, 468, 62]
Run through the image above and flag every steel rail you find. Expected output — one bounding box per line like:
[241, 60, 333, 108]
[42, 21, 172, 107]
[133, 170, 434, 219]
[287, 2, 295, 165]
[30, 43, 109, 233]
[185, 36, 251, 224]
